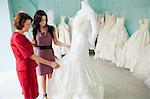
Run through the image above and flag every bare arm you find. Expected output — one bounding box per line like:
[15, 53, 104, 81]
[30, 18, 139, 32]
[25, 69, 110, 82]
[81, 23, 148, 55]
[30, 54, 60, 69]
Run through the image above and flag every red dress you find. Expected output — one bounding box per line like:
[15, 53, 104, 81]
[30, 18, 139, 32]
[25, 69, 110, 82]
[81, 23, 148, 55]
[10, 32, 39, 99]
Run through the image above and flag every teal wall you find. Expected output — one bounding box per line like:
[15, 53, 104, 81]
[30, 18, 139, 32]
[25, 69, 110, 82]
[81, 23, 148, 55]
[37, 0, 150, 35]
[37, 0, 81, 24]
[8, 0, 38, 32]
[9, 0, 150, 35]
[8, 0, 37, 18]
[89, 0, 150, 35]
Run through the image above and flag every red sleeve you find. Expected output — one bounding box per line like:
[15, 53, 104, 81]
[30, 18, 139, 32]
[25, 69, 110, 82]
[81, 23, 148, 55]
[15, 34, 34, 59]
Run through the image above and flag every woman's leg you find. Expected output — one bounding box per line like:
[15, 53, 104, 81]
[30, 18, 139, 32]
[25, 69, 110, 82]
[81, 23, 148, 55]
[41, 73, 52, 99]
[41, 74, 47, 98]
[48, 73, 52, 79]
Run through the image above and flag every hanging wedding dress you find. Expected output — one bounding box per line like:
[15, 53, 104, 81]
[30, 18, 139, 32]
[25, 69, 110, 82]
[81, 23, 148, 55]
[132, 20, 150, 87]
[116, 19, 150, 72]
[47, 10, 57, 27]
[68, 16, 74, 41]
[47, 0, 104, 99]
[24, 27, 33, 42]
[133, 43, 150, 88]
[58, 16, 71, 55]
[94, 14, 116, 59]
[75, 1, 97, 50]
[47, 10, 62, 59]
[96, 14, 104, 34]
[102, 17, 129, 62]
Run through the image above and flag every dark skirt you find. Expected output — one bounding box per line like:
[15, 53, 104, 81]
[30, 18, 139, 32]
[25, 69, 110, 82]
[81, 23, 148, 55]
[36, 49, 55, 75]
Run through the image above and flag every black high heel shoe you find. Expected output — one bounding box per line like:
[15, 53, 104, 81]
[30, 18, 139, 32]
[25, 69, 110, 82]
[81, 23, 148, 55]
[43, 93, 47, 99]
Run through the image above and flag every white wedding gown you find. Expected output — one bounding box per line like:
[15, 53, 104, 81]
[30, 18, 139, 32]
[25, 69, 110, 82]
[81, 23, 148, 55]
[94, 14, 116, 59]
[116, 19, 150, 71]
[133, 44, 150, 87]
[103, 17, 129, 63]
[58, 16, 71, 55]
[68, 16, 74, 41]
[47, 10, 62, 59]
[47, 1, 104, 99]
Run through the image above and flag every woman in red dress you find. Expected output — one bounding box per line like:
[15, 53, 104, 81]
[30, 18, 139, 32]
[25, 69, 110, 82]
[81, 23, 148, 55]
[10, 12, 60, 99]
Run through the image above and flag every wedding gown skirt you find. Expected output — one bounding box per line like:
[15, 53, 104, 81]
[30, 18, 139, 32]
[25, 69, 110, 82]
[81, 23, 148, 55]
[47, 35, 104, 99]
[116, 19, 150, 71]
[97, 17, 129, 62]
[48, 2, 104, 98]
[94, 14, 116, 59]
[133, 44, 150, 87]
[52, 30, 62, 59]
[58, 17, 71, 55]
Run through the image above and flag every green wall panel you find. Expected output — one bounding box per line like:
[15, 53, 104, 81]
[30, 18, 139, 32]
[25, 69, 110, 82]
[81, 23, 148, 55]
[10, 0, 37, 17]
[133, 0, 150, 7]
[113, 0, 132, 9]
[90, 0, 150, 35]
[47, 0, 55, 9]
[8, 0, 150, 35]
[38, 0, 80, 24]
[107, 0, 114, 9]
[89, 0, 108, 11]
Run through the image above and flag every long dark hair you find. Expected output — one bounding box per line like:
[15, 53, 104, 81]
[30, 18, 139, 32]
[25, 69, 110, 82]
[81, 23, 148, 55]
[32, 10, 54, 46]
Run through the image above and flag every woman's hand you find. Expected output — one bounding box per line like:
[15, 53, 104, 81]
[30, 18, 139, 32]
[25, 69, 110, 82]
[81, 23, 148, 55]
[49, 61, 60, 69]
[30, 54, 60, 69]
[65, 44, 71, 48]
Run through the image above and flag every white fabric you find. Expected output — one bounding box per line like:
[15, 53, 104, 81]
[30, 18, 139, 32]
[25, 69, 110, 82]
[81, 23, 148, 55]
[101, 17, 129, 63]
[80, 0, 98, 50]
[58, 16, 71, 55]
[133, 44, 150, 88]
[47, 10, 56, 27]
[68, 16, 74, 41]
[88, 13, 98, 50]
[47, 0, 104, 99]
[47, 10, 62, 59]
[116, 19, 150, 72]
[94, 14, 116, 59]
[96, 14, 104, 34]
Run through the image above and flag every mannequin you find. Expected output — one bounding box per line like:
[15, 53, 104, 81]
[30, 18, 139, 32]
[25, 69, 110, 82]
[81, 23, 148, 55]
[47, 0, 104, 99]
[47, 10, 56, 27]
[80, 0, 98, 50]
[58, 16, 71, 56]
[47, 10, 62, 59]
[68, 16, 74, 40]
